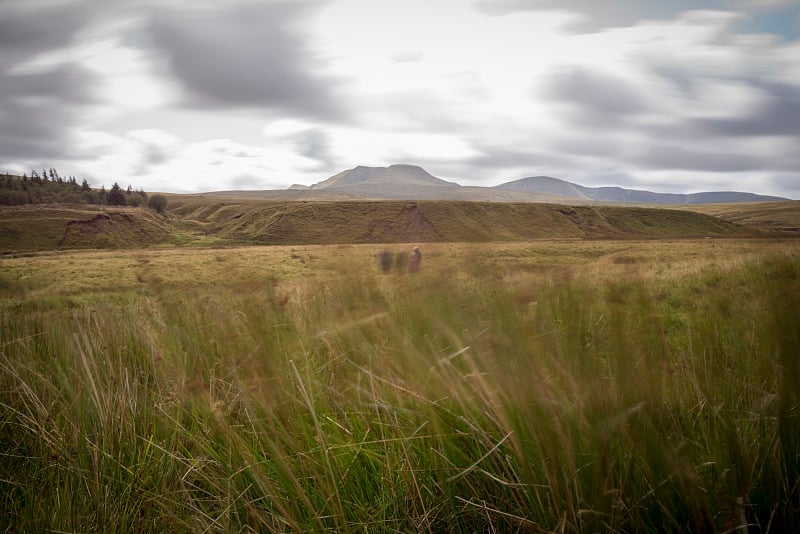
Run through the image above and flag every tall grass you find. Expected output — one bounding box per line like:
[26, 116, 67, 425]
[1, 249, 798, 532]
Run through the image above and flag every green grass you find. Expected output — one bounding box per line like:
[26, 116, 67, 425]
[1, 241, 799, 532]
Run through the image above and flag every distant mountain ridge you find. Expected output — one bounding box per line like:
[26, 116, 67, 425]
[495, 175, 788, 204]
[284, 164, 560, 202]
[275, 164, 789, 203]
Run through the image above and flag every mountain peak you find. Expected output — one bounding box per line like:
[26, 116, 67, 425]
[495, 176, 592, 200]
[309, 164, 458, 190]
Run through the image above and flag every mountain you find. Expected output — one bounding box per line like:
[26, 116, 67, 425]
[202, 164, 788, 203]
[312, 164, 457, 189]
[278, 164, 565, 202]
[495, 176, 788, 204]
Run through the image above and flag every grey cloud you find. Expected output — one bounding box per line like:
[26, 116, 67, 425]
[0, 65, 97, 159]
[551, 135, 625, 159]
[464, 145, 570, 172]
[135, 141, 173, 173]
[146, 2, 343, 119]
[294, 129, 332, 163]
[229, 174, 266, 190]
[0, 104, 71, 159]
[634, 29, 800, 145]
[541, 41, 800, 178]
[633, 144, 767, 172]
[543, 67, 648, 127]
[0, 3, 88, 60]
[642, 55, 800, 162]
[2, 64, 94, 103]
[0, 3, 98, 161]
[695, 80, 800, 137]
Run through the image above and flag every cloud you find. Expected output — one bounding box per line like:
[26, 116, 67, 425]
[632, 144, 767, 172]
[465, 146, 567, 172]
[511, 8, 800, 189]
[695, 80, 800, 137]
[0, 2, 98, 161]
[0, 3, 88, 60]
[473, 0, 730, 31]
[543, 67, 649, 127]
[145, 1, 344, 119]
[262, 119, 335, 170]
[126, 129, 181, 173]
[0, 0, 797, 198]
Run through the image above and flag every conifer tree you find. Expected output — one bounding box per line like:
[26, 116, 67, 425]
[108, 182, 126, 206]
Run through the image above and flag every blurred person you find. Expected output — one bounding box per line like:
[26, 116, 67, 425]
[408, 246, 421, 273]
[395, 250, 408, 273]
[379, 249, 392, 273]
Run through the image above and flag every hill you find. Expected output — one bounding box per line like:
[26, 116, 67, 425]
[678, 200, 800, 233]
[496, 176, 789, 204]
[0, 205, 172, 254]
[2, 198, 779, 254]
[167, 199, 757, 245]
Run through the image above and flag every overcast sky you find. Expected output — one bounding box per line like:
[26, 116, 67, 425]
[1, 0, 799, 197]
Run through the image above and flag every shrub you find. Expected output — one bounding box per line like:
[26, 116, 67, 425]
[147, 194, 168, 214]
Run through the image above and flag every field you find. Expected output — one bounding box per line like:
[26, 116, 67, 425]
[2, 236, 799, 532]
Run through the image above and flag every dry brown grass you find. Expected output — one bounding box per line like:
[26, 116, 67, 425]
[3, 238, 797, 306]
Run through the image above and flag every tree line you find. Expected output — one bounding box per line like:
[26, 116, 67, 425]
[0, 168, 167, 213]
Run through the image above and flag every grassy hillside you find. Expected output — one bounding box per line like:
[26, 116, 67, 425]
[169, 199, 757, 245]
[680, 200, 800, 233]
[0, 205, 172, 254]
[0, 199, 771, 254]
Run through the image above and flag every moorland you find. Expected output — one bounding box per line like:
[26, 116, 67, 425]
[1, 196, 799, 532]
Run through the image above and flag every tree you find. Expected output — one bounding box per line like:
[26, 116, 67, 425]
[107, 182, 126, 206]
[147, 194, 168, 214]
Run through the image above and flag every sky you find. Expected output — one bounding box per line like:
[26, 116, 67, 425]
[1, 0, 799, 198]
